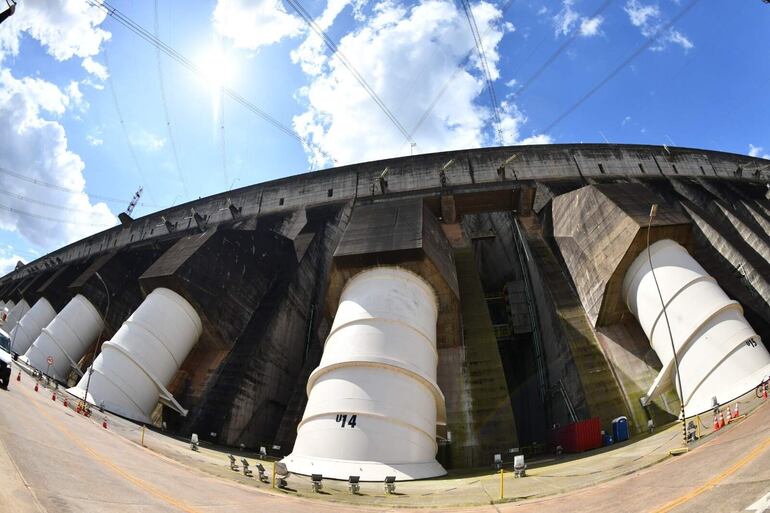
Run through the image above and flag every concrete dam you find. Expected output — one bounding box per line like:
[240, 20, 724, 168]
[1, 143, 769, 478]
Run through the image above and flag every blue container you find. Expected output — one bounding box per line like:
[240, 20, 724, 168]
[603, 433, 614, 446]
[612, 416, 629, 442]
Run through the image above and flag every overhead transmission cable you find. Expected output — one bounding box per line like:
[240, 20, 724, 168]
[458, 0, 503, 144]
[283, 0, 414, 146]
[103, 48, 159, 206]
[153, 0, 188, 198]
[410, 0, 518, 139]
[0, 166, 151, 207]
[0, 202, 114, 228]
[411, 0, 610, 142]
[511, 0, 614, 101]
[539, 0, 701, 134]
[0, 188, 117, 215]
[87, 0, 334, 163]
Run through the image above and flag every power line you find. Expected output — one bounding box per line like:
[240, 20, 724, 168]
[410, 0, 518, 140]
[87, 0, 334, 163]
[458, 0, 502, 143]
[540, 0, 701, 134]
[103, 48, 159, 206]
[0, 201, 115, 228]
[511, 0, 613, 101]
[284, 0, 414, 145]
[0, 188, 115, 215]
[0, 166, 151, 207]
[153, 0, 188, 198]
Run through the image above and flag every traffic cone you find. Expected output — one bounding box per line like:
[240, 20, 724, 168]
[34, 382, 38, 392]
[764, 384, 768, 401]
[51, 393, 56, 401]
[16, 371, 20, 382]
[76, 403, 82, 414]
[718, 410, 725, 429]
[713, 414, 720, 431]
[63, 397, 68, 407]
[733, 403, 740, 419]
[102, 417, 108, 429]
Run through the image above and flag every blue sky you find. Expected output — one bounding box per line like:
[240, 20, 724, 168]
[0, 0, 768, 271]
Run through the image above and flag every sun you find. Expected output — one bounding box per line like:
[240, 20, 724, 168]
[196, 42, 234, 92]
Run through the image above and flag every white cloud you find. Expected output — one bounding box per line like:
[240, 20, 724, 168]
[553, 1, 603, 38]
[624, 0, 693, 51]
[292, 0, 544, 166]
[625, 1, 658, 26]
[579, 15, 603, 37]
[553, 0, 579, 36]
[86, 134, 103, 146]
[0, 0, 110, 63]
[0, 251, 25, 276]
[66, 81, 87, 111]
[621, 115, 631, 126]
[13, 74, 71, 115]
[498, 99, 553, 146]
[505, 78, 517, 88]
[748, 144, 770, 160]
[81, 56, 109, 81]
[131, 130, 166, 152]
[82, 78, 105, 91]
[290, 0, 368, 75]
[0, 69, 116, 249]
[213, 0, 304, 51]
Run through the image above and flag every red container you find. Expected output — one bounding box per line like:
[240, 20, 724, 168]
[554, 417, 602, 453]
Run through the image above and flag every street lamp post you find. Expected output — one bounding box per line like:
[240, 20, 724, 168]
[82, 272, 110, 410]
[646, 204, 688, 447]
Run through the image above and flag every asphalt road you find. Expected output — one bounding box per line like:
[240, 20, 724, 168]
[1, 368, 769, 513]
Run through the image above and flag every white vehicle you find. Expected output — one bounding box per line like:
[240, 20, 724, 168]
[0, 328, 11, 390]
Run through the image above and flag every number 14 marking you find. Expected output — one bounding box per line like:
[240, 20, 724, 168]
[335, 414, 357, 428]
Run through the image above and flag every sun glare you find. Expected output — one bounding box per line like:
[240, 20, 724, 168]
[196, 41, 235, 124]
[196, 43, 234, 92]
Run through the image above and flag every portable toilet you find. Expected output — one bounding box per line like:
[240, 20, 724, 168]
[612, 416, 629, 442]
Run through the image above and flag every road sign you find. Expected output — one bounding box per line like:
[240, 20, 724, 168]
[47, 355, 54, 366]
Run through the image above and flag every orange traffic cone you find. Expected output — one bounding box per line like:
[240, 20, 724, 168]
[51, 393, 56, 401]
[76, 403, 82, 414]
[102, 417, 108, 429]
[764, 384, 768, 401]
[34, 382, 38, 392]
[718, 410, 725, 429]
[63, 397, 68, 407]
[713, 414, 720, 431]
[733, 403, 740, 419]
[16, 371, 20, 382]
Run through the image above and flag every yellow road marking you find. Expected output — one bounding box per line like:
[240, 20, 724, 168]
[651, 436, 770, 513]
[25, 387, 203, 513]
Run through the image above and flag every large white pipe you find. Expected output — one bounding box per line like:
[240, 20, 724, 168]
[4, 299, 29, 334]
[25, 295, 104, 382]
[68, 288, 201, 423]
[623, 239, 769, 416]
[9, 298, 56, 355]
[284, 267, 447, 481]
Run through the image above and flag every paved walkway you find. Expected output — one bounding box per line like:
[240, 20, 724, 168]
[1, 362, 769, 512]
